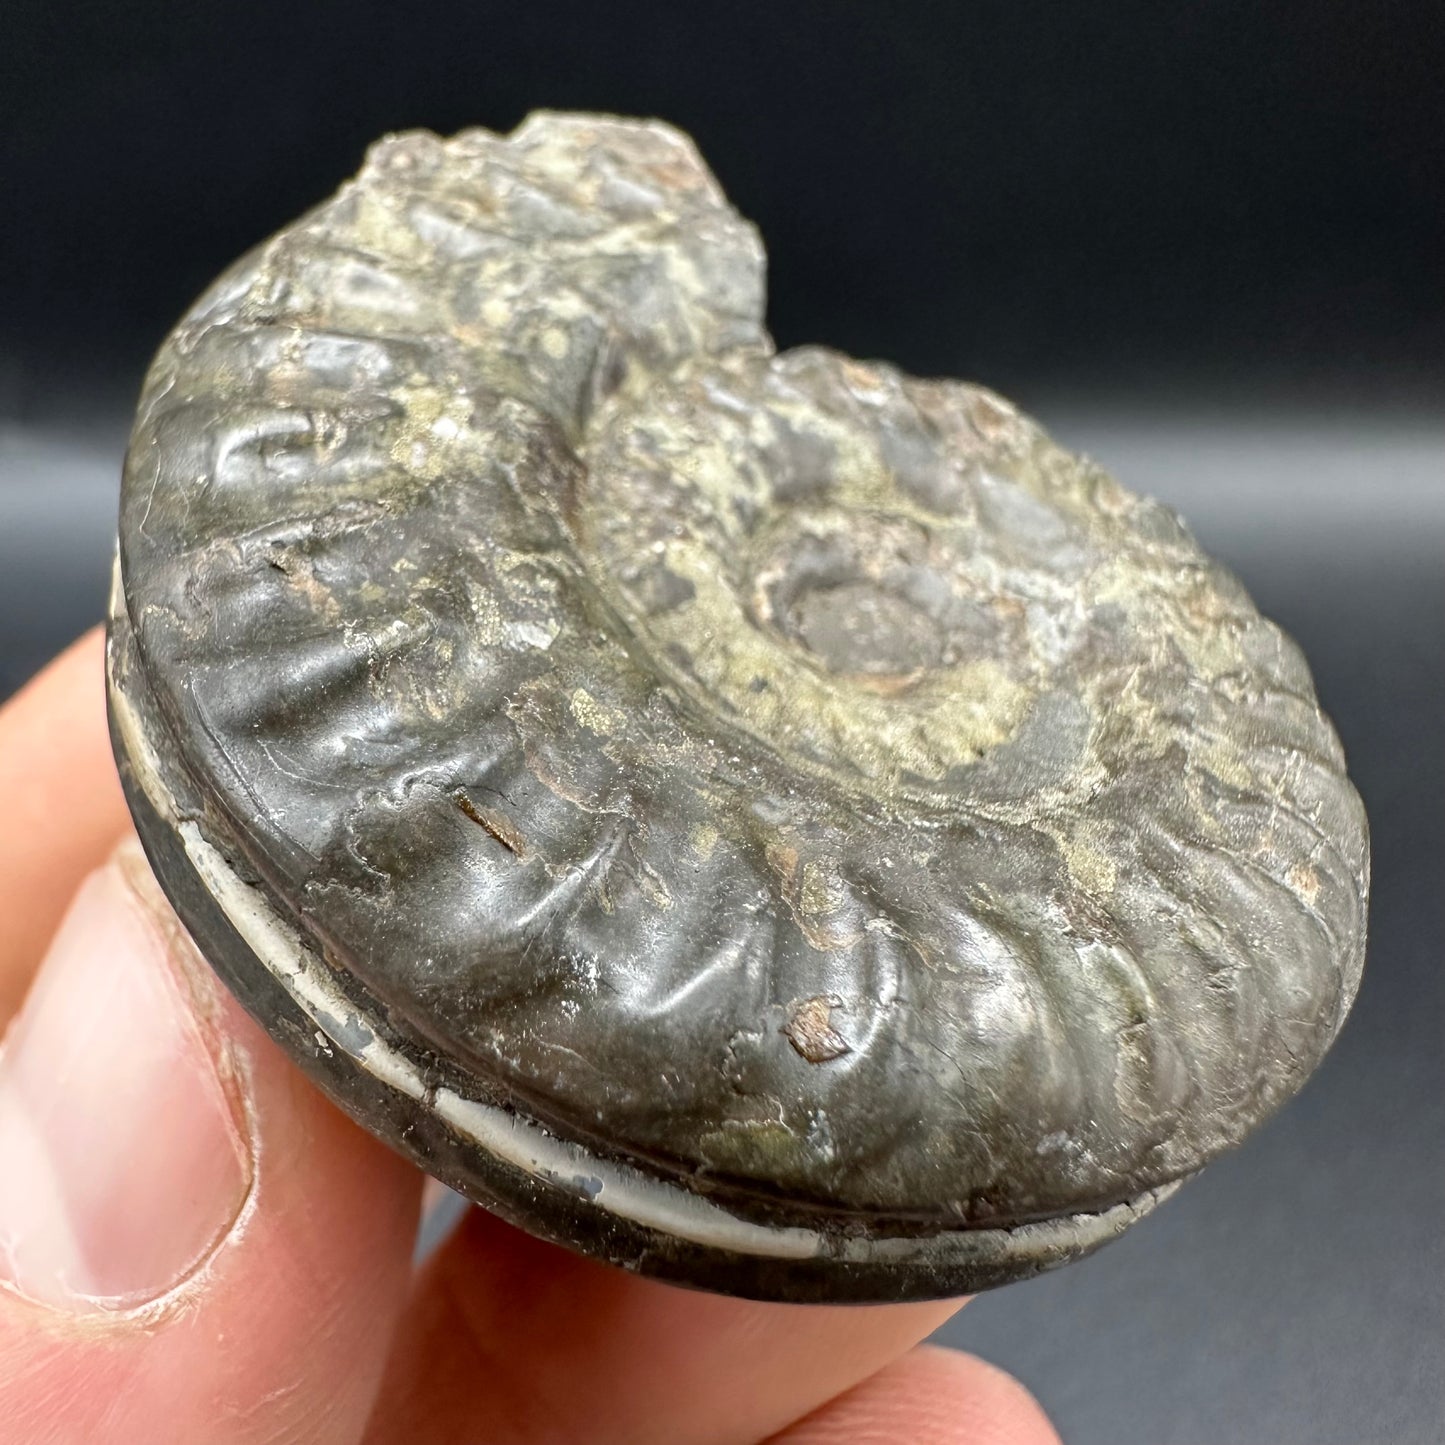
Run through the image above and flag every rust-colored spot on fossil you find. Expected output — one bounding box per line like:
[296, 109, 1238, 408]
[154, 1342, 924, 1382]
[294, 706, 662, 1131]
[455, 790, 528, 858]
[1287, 862, 1321, 907]
[783, 995, 851, 1064]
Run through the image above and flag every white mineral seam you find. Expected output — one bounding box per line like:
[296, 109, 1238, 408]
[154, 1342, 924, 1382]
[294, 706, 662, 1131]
[110, 617, 1172, 1265]
[109, 656, 821, 1259]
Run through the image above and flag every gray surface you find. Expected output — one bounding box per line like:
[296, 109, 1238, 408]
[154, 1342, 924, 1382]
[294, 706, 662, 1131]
[2, 412, 1441, 1437]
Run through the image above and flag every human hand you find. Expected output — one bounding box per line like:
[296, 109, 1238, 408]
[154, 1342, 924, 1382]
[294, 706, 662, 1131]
[0, 630, 1061, 1444]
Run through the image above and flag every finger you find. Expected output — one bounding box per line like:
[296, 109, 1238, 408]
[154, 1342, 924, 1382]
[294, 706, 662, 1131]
[0, 840, 424, 1445]
[366, 1204, 964, 1445]
[767, 1344, 1062, 1444]
[0, 628, 129, 1020]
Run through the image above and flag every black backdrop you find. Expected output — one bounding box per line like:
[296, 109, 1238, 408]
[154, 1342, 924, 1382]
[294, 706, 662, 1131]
[3, 0, 1442, 414]
[2, 5, 1441, 1442]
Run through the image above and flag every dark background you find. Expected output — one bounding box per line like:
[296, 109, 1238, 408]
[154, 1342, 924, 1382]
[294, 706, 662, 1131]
[4, 1, 1444, 424]
[2, 4, 1441, 1440]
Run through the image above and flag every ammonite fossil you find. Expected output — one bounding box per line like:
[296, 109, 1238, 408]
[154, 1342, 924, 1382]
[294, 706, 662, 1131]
[107, 112, 1369, 1302]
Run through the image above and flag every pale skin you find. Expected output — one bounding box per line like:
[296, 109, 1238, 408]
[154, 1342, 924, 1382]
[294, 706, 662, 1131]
[0, 629, 1061, 1444]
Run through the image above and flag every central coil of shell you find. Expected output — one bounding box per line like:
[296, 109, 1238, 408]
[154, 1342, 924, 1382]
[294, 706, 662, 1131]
[118, 114, 1368, 1230]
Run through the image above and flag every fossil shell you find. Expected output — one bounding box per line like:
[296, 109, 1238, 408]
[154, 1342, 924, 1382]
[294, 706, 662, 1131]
[107, 112, 1369, 1301]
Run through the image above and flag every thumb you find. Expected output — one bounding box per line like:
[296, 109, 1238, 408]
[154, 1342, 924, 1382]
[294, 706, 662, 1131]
[0, 840, 423, 1444]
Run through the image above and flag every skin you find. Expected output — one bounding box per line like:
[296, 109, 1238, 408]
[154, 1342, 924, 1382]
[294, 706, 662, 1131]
[0, 628, 1060, 1444]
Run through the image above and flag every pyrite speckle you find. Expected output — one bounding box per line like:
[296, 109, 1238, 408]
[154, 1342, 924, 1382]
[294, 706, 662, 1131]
[107, 112, 1369, 1301]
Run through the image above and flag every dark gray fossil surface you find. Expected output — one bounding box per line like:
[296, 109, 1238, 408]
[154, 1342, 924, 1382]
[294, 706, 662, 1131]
[107, 112, 1368, 1302]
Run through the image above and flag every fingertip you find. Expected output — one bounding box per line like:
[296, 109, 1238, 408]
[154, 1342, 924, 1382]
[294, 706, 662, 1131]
[0, 841, 425, 1443]
[914, 1345, 1063, 1445]
[771, 1343, 1063, 1445]
[0, 857, 253, 1311]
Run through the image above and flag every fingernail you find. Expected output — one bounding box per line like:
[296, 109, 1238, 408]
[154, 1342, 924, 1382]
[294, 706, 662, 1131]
[0, 854, 252, 1311]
